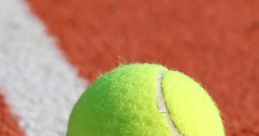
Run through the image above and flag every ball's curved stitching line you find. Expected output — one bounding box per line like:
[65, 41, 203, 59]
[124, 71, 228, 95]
[157, 71, 182, 136]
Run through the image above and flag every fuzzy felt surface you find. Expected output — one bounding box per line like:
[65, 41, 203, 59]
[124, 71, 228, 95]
[163, 71, 225, 136]
[67, 64, 225, 136]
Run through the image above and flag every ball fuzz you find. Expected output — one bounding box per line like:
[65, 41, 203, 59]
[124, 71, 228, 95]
[67, 63, 225, 136]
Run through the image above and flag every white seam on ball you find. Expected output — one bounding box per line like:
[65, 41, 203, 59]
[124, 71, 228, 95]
[157, 71, 182, 136]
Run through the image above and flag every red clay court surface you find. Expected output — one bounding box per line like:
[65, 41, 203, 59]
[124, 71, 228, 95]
[0, 95, 23, 136]
[28, 0, 259, 135]
[2, 0, 259, 135]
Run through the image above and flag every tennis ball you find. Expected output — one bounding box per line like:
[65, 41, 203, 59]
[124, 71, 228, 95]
[67, 63, 225, 136]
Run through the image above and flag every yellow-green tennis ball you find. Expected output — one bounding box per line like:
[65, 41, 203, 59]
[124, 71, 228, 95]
[67, 63, 225, 136]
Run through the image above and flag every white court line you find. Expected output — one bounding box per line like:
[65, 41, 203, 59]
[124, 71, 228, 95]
[0, 0, 86, 136]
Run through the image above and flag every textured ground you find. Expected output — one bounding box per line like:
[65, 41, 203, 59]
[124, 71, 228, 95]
[0, 0, 259, 135]
[0, 0, 85, 135]
[0, 95, 23, 136]
[28, 0, 259, 135]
